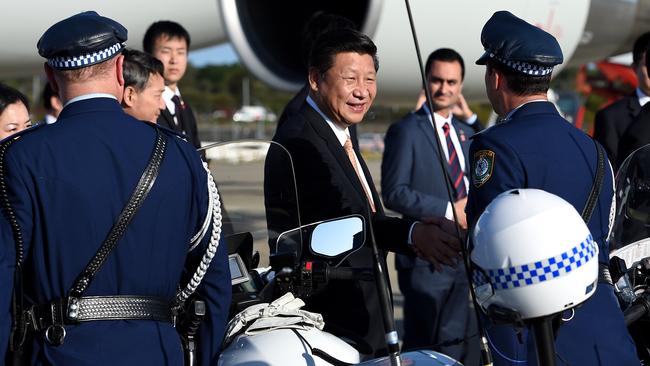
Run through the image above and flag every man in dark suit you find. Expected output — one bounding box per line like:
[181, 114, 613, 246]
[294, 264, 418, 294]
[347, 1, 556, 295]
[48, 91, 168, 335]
[0, 12, 230, 365]
[593, 31, 650, 169]
[618, 42, 650, 167]
[143, 21, 201, 149]
[265, 28, 462, 358]
[381, 48, 477, 364]
[619, 108, 650, 168]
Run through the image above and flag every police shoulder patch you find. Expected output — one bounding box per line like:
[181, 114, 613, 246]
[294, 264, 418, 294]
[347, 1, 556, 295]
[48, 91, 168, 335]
[473, 150, 495, 188]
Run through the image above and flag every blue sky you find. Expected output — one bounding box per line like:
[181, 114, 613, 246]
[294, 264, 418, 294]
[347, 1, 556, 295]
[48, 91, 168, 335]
[188, 43, 239, 66]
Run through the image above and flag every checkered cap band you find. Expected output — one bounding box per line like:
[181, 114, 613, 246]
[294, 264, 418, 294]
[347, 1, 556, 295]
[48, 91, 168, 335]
[473, 234, 597, 290]
[489, 53, 554, 76]
[47, 42, 123, 70]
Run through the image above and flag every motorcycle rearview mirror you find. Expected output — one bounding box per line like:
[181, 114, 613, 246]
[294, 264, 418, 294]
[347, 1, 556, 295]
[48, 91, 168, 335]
[311, 216, 364, 258]
[274, 215, 365, 268]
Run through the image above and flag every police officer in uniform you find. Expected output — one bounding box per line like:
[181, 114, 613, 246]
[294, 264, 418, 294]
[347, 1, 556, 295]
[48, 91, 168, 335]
[0, 12, 230, 365]
[467, 11, 639, 366]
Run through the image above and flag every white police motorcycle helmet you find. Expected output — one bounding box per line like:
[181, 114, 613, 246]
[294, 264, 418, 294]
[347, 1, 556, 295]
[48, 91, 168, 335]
[471, 188, 599, 320]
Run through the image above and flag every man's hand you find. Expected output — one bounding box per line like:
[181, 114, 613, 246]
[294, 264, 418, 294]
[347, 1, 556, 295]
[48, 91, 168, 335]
[414, 89, 426, 111]
[451, 94, 474, 121]
[452, 197, 468, 229]
[410, 217, 463, 272]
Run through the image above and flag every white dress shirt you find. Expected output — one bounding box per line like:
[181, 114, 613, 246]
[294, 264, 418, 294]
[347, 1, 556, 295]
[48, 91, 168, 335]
[636, 88, 650, 107]
[64, 93, 117, 108]
[162, 86, 182, 125]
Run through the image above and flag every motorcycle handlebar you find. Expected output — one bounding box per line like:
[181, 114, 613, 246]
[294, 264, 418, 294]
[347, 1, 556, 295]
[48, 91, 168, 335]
[624, 296, 650, 326]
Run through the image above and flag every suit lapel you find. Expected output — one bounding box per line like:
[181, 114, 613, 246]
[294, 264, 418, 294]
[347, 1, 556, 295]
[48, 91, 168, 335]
[415, 108, 441, 160]
[158, 108, 180, 132]
[628, 95, 641, 119]
[416, 109, 471, 184]
[181, 103, 196, 130]
[302, 106, 370, 206]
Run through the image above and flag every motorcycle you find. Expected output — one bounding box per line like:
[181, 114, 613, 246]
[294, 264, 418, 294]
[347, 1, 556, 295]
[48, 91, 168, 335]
[201, 140, 463, 365]
[610, 143, 650, 363]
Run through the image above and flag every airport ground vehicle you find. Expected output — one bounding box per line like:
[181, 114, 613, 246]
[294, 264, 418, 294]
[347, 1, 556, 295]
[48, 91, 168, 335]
[232, 106, 276, 123]
[203, 140, 463, 365]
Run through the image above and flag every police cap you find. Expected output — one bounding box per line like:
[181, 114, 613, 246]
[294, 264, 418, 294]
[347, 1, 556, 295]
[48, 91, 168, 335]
[38, 11, 127, 70]
[476, 11, 563, 76]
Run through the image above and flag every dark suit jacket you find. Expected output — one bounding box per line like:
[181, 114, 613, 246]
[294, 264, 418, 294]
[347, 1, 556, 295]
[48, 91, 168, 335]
[265, 101, 414, 356]
[618, 102, 650, 168]
[593, 93, 641, 169]
[277, 85, 309, 128]
[158, 98, 201, 149]
[459, 115, 484, 133]
[382, 107, 473, 269]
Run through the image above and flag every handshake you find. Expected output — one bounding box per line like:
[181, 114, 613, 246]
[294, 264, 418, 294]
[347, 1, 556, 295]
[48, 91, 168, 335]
[410, 216, 464, 272]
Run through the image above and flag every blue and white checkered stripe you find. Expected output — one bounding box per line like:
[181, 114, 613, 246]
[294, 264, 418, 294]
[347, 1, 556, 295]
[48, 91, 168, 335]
[476, 234, 597, 290]
[47, 42, 123, 70]
[489, 53, 554, 76]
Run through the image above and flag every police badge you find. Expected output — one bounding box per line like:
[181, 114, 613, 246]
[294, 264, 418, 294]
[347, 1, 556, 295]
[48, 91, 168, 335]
[473, 150, 495, 187]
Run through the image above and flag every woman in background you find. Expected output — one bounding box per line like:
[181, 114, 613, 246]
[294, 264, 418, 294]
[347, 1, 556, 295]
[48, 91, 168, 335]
[0, 83, 31, 140]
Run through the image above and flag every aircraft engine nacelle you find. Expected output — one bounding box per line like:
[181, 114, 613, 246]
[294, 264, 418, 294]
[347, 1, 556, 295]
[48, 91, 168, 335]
[219, 0, 650, 104]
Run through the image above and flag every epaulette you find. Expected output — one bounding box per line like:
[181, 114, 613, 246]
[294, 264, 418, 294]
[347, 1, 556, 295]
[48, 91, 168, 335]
[470, 125, 495, 139]
[150, 123, 190, 143]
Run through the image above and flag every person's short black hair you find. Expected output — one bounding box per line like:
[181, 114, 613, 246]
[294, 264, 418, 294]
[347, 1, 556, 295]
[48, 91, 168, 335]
[425, 48, 465, 80]
[142, 21, 191, 54]
[0, 83, 29, 115]
[300, 12, 357, 68]
[486, 59, 551, 96]
[123, 48, 164, 91]
[633, 32, 650, 66]
[41, 82, 57, 111]
[308, 28, 378, 77]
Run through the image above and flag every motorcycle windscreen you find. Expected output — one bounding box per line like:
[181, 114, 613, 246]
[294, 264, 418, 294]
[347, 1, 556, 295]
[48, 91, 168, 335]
[263, 141, 305, 258]
[202, 140, 300, 267]
[610, 143, 650, 265]
[265, 141, 367, 267]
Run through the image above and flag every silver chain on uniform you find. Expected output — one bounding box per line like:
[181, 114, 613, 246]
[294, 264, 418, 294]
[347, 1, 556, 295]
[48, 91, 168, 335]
[174, 161, 222, 307]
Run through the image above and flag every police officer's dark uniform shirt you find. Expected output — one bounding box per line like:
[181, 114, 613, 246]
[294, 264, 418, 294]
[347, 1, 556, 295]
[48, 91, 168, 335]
[467, 11, 639, 366]
[0, 96, 231, 365]
[0, 12, 230, 365]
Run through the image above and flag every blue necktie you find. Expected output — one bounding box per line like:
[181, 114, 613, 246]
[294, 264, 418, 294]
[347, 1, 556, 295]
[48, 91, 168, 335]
[442, 122, 467, 200]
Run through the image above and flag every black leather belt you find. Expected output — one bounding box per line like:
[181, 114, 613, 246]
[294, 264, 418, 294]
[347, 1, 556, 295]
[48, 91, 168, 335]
[26, 295, 173, 344]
